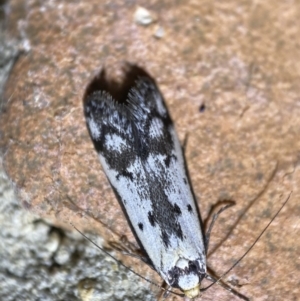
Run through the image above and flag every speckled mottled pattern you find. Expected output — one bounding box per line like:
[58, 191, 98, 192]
[0, 168, 155, 301]
[85, 77, 206, 296]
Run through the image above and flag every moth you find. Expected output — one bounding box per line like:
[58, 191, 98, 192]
[82, 73, 292, 300]
[83, 76, 214, 299]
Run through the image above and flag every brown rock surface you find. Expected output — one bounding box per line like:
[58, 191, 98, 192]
[1, 1, 300, 300]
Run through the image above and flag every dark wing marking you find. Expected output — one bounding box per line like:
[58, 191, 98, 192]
[84, 78, 173, 171]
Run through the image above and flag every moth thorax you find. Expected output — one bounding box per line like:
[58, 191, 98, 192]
[175, 258, 201, 299]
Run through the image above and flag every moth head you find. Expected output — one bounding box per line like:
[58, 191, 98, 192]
[168, 258, 205, 299]
[183, 283, 200, 299]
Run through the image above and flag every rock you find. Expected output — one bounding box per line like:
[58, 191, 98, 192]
[1, 1, 300, 300]
[134, 7, 155, 26]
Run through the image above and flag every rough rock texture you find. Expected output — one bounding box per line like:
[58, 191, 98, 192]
[0, 1, 300, 300]
[0, 167, 153, 301]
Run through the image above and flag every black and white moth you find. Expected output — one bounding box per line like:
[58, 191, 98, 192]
[83, 77, 223, 298]
[82, 74, 292, 300]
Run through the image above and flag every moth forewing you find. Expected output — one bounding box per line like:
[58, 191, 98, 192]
[84, 77, 207, 298]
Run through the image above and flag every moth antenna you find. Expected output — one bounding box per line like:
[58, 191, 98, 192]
[202, 191, 292, 292]
[70, 223, 184, 297]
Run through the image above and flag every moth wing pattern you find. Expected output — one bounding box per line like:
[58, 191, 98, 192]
[84, 77, 206, 296]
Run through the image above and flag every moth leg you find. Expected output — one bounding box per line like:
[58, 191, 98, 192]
[157, 282, 171, 301]
[207, 162, 278, 256]
[109, 239, 154, 268]
[205, 201, 235, 252]
[204, 274, 249, 301]
[182, 133, 189, 155]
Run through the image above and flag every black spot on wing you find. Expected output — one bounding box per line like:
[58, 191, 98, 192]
[164, 154, 177, 168]
[161, 230, 170, 248]
[173, 203, 182, 215]
[187, 204, 193, 213]
[175, 224, 183, 240]
[138, 223, 144, 231]
[116, 170, 133, 181]
[148, 211, 156, 227]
